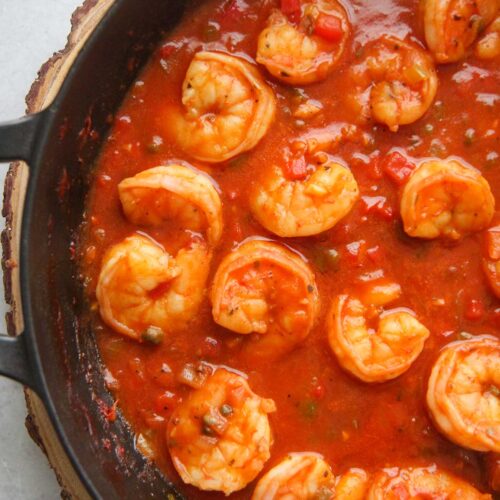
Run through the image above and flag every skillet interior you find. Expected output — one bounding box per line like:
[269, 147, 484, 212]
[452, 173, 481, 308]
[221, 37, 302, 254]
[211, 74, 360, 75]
[20, 0, 188, 497]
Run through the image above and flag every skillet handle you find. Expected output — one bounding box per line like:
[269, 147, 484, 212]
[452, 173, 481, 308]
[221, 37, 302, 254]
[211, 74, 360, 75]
[0, 334, 36, 389]
[0, 111, 49, 162]
[0, 112, 48, 389]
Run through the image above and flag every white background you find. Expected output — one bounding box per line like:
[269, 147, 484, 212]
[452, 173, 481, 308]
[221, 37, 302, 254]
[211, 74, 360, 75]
[0, 1, 83, 498]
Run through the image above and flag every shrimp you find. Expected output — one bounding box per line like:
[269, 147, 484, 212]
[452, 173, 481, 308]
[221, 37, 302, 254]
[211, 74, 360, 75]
[366, 465, 491, 499]
[476, 15, 500, 59]
[483, 220, 500, 298]
[167, 368, 276, 495]
[172, 51, 276, 163]
[335, 468, 370, 500]
[426, 335, 500, 452]
[96, 234, 209, 341]
[211, 240, 319, 358]
[250, 153, 359, 237]
[118, 165, 223, 246]
[256, 0, 350, 85]
[401, 159, 495, 240]
[252, 452, 335, 499]
[327, 279, 430, 382]
[424, 0, 499, 63]
[350, 36, 438, 131]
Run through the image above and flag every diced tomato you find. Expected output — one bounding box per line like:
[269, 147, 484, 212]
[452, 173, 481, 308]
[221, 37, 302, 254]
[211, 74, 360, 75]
[154, 391, 179, 413]
[360, 196, 395, 221]
[97, 174, 111, 187]
[159, 44, 176, 59]
[464, 298, 485, 320]
[382, 151, 416, 185]
[312, 384, 325, 400]
[200, 336, 221, 358]
[486, 225, 500, 260]
[99, 399, 118, 422]
[219, 0, 242, 25]
[284, 157, 308, 180]
[281, 0, 300, 15]
[314, 13, 343, 42]
[344, 240, 367, 267]
[142, 410, 166, 430]
[115, 114, 132, 131]
[367, 245, 384, 263]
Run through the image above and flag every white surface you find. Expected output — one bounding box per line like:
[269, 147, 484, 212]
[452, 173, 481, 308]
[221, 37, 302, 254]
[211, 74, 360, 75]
[0, 1, 84, 498]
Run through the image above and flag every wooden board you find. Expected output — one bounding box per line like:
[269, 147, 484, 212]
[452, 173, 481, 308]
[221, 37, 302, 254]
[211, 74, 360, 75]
[2, 1, 114, 498]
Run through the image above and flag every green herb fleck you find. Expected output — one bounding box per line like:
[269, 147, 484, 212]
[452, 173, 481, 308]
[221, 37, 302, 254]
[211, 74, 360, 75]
[203, 22, 220, 42]
[147, 135, 163, 153]
[423, 123, 434, 134]
[299, 399, 318, 419]
[464, 128, 475, 146]
[228, 153, 249, 169]
[220, 404, 233, 417]
[313, 247, 340, 273]
[142, 326, 164, 345]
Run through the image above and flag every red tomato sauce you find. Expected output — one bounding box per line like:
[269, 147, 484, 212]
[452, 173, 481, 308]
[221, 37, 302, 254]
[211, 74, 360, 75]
[79, 0, 500, 496]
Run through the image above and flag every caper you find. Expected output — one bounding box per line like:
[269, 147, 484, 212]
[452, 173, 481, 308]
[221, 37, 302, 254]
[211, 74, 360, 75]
[142, 326, 165, 345]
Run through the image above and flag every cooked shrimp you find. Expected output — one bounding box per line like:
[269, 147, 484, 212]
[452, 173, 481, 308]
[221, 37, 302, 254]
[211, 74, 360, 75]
[252, 452, 335, 499]
[167, 368, 276, 495]
[400, 159, 495, 240]
[367, 465, 491, 499]
[118, 165, 223, 246]
[256, 0, 350, 85]
[335, 468, 370, 500]
[211, 240, 319, 358]
[426, 335, 500, 452]
[424, 0, 499, 63]
[96, 234, 209, 341]
[327, 280, 430, 382]
[172, 51, 276, 163]
[250, 153, 359, 237]
[483, 220, 500, 298]
[350, 36, 438, 131]
[476, 15, 500, 59]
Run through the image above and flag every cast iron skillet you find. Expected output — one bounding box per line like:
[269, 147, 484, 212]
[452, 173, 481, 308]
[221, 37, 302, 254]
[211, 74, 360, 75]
[0, 1, 188, 497]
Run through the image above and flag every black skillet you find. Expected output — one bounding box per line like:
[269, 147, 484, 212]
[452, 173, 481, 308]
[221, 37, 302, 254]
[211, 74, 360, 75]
[0, 0, 188, 497]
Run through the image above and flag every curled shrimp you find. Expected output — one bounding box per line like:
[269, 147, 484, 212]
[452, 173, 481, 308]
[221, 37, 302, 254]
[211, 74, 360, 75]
[426, 335, 500, 452]
[118, 165, 223, 246]
[424, 0, 499, 63]
[167, 368, 276, 495]
[350, 36, 438, 131]
[335, 468, 370, 499]
[400, 159, 495, 240]
[96, 234, 209, 341]
[256, 0, 350, 85]
[250, 153, 359, 237]
[327, 279, 430, 382]
[483, 220, 500, 298]
[476, 15, 500, 59]
[211, 240, 319, 358]
[172, 51, 276, 163]
[367, 465, 491, 499]
[252, 452, 335, 499]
